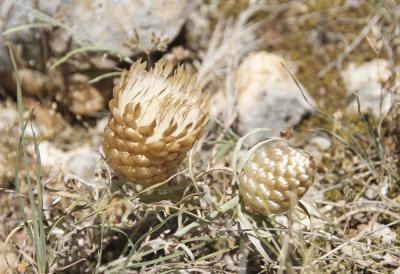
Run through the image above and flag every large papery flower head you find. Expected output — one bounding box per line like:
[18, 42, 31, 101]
[103, 59, 209, 184]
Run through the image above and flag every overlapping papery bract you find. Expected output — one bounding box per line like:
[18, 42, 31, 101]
[239, 142, 316, 214]
[103, 59, 209, 184]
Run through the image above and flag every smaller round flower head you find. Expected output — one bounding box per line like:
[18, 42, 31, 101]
[239, 141, 316, 214]
[103, 58, 209, 184]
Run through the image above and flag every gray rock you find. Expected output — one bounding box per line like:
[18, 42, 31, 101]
[235, 52, 315, 144]
[0, 0, 195, 71]
[52, 0, 196, 55]
[364, 184, 379, 200]
[0, 0, 34, 72]
[360, 222, 397, 245]
[341, 245, 364, 257]
[341, 59, 393, 116]
[309, 136, 331, 150]
[0, 0, 67, 72]
[29, 140, 100, 181]
[65, 145, 98, 180]
[304, 136, 331, 165]
[0, 101, 18, 132]
[34, 141, 66, 167]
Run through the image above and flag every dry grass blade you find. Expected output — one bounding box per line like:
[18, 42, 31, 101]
[8, 44, 47, 273]
[237, 204, 273, 263]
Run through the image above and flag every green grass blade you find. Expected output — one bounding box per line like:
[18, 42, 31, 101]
[8, 44, 32, 236]
[8, 44, 47, 274]
[30, 111, 47, 273]
[49, 45, 133, 70]
[89, 71, 122, 84]
[2, 23, 52, 36]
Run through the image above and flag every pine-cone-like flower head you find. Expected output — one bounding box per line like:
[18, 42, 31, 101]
[103, 59, 209, 184]
[239, 142, 316, 214]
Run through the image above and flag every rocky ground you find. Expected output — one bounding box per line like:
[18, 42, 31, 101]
[0, 0, 399, 273]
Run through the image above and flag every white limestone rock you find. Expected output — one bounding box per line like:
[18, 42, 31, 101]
[54, 0, 196, 55]
[35, 141, 66, 167]
[341, 59, 393, 116]
[304, 136, 332, 165]
[0, 101, 41, 139]
[0, 0, 61, 72]
[0, 101, 18, 132]
[33, 142, 99, 181]
[65, 145, 98, 181]
[359, 222, 397, 245]
[235, 52, 315, 144]
[0, 0, 33, 72]
[309, 136, 332, 150]
[0, 0, 194, 71]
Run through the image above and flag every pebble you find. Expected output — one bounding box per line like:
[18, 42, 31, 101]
[235, 52, 315, 144]
[65, 146, 98, 180]
[341, 59, 393, 116]
[309, 136, 332, 150]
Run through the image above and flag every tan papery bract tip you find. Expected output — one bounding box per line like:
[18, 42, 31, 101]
[239, 142, 316, 214]
[103, 58, 209, 184]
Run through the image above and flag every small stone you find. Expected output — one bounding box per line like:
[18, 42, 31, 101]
[0, 241, 18, 272]
[49, 28, 70, 54]
[164, 46, 192, 66]
[0, 101, 18, 132]
[353, 212, 368, 223]
[67, 80, 105, 116]
[345, 0, 364, 8]
[359, 222, 397, 245]
[341, 245, 364, 257]
[65, 146, 98, 180]
[24, 98, 65, 139]
[54, 0, 196, 55]
[309, 136, 331, 150]
[236, 52, 315, 144]
[341, 59, 393, 116]
[304, 136, 331, 165]
[1, 68, 64, 100]
[15, 69, 49, 97]
[35, 141, 66, 167]
[69, 73, 90, 83]
[365, 184, 379, 200]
